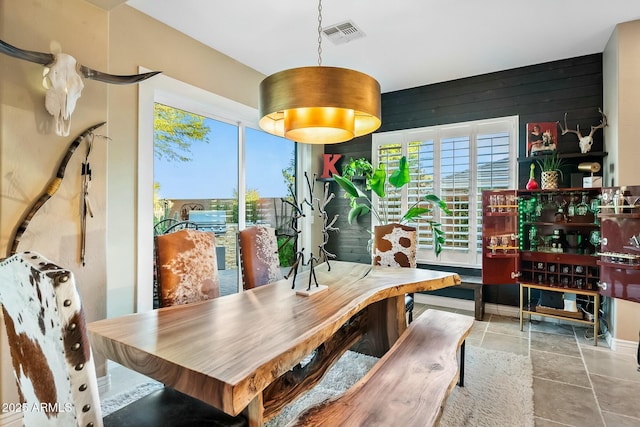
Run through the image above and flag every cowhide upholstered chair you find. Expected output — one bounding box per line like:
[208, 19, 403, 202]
[155, 229, 220, 307]
[372, 223, 417, 323]
[238, 226, 283, 290]
[0, 251, 247, 427]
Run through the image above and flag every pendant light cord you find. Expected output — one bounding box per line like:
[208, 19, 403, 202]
[317, 0, 323, 66]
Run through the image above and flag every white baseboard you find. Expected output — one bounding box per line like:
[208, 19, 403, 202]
[0, 411, 22, 427]
[609, 336, 639, 356]
[416, 294, 639, 356]
[415, 293, 474, 312]
[415, 294, 520, 318]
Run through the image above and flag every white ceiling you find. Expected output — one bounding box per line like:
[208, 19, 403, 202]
[126, 0, 640, 93]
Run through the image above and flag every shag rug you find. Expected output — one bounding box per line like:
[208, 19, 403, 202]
[102, 345, 534, 427]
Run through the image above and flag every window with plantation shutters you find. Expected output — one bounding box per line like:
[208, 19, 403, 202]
[373, 116, 517, 267]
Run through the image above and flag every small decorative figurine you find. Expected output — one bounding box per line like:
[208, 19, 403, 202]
[526, 163, 539, 190]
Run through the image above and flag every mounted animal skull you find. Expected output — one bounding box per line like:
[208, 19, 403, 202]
[1, 39, 160, 136]
[557, 108, 608, 154]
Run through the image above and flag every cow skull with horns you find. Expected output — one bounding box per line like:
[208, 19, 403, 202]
[0, 39, 160, 136]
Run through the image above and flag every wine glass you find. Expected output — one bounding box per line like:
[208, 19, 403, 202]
[624, 194, 640, 208]
[490, 236, 498, 254]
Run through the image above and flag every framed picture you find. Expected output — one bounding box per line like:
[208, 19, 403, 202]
[527, 122, 558, 157]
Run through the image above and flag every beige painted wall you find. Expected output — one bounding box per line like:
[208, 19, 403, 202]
[0, 0, 109, 405]
[0, 0, 264, 406]
[105, 5, 264, 317]
[603, 20, 640, 344]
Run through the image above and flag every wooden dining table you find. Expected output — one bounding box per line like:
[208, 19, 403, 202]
[88, 261, 460, 427]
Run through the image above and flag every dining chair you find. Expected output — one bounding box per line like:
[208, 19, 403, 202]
[155, 228, 220, 307]
[0, 251, 247, 427]
[372, 223, 416, 323]
[237, 225, 283, 290]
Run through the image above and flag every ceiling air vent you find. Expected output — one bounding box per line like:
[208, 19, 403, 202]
[322, 21, 365, 45]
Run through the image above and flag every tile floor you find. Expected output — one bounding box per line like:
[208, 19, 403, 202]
[412, 304, 640, 427]
[102, 303, 640, 426]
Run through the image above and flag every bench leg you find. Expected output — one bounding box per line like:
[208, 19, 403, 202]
[457, 340, 466, 387]
[474, 285, 484, 321]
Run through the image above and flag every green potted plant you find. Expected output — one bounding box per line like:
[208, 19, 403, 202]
[333, 156, 451, 257]
[536, 153, 565, 190]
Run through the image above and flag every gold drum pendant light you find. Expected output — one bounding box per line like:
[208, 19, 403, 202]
[258, 0, 381, 144]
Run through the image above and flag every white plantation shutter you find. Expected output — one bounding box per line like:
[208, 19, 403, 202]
[373, 116, 517, 267]
[476, 130, 512, 254]
[440, 135, 471, 254]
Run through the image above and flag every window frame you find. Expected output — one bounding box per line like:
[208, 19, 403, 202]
[137, 70, 299, 311]
[372, 116, 518, 268]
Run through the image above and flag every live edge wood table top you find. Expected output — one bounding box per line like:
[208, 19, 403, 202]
[88, 261, 460, 427]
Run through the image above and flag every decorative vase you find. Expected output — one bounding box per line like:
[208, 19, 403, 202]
[372, 223, 417, 268]
[541, 171, 559, 190]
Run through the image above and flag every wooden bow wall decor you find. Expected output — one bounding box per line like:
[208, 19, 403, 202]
[0, 39, 160, 136]
[7, 122, 106, 260]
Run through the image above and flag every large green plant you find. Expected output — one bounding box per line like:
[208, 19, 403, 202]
[333, 156, 451, 256]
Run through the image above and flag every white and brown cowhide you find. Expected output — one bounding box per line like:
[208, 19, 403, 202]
[373, 223, 417, 268]
[238, 226, 283, 290]
[155, 229, 220, 307]
[0, 251, 102, 427]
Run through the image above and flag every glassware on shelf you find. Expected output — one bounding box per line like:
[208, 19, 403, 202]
[501, 235, 510, 253]
[590, 195, 601, 224]
[589, 230, 601, 251]
[506, 194, 516, 212]
[490, 236, 498, 254]
[567, 192, 576, 218]
[576, 193, 590, 216]
[528, 225, 538, 251]
[624, 194, 640, 208]
[614, 189, 625, 214]
[601, 188, 614, 207]
[530, 196, 539, 221]
[489, 194, 498, 212]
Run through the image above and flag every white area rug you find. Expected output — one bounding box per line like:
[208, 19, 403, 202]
[102, 346, 534, 427]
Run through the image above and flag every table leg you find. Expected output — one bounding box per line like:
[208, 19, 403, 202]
[352, 295, 405, 357]
[245, 393, 264, 427]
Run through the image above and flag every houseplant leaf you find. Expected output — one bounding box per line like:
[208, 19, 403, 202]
[421, 194, 452, 215]
[348, 203, 370, 223]
[388, 156, 411, 188]
[333, 174, 361, 198]
[402, 207, 431, 222]
[369, 164, 387, 198]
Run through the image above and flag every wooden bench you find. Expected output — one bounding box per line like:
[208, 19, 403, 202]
[289, 309, 474, 427]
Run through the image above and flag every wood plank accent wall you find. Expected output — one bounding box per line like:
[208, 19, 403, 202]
[324, 54, 604, 306]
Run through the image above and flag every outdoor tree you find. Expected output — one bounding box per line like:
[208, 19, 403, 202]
[153, 103, 210, 162]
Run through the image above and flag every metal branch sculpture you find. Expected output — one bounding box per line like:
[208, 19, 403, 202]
[281, 172, 338, 292]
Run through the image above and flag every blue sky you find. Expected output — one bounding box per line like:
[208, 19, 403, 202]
[154, 117, 295, 200]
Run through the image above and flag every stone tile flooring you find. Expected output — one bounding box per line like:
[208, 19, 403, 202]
[412, 304, 640, 427]
[103, 302, 640, 426]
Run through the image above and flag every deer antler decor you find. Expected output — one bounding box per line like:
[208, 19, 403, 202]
[557, 108, 608, 154]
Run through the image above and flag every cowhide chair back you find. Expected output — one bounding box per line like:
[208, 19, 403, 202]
[238, 226, 283, 290]
[372, 223, 417, 323]
[0, 252, 102, 427]
[0, 252, 249, 427]
[372, 223, 417, 268]
[155, 229, 220, 307]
